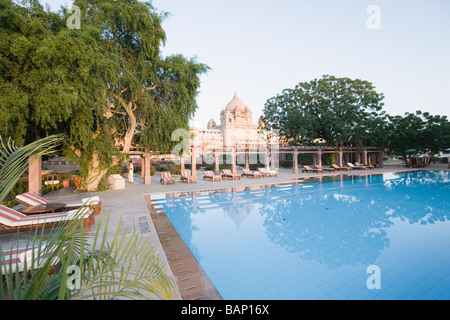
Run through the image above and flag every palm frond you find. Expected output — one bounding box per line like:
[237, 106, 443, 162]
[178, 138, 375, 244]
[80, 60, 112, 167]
[0, 210, 89, 300]
[73, 214, 177, 300]
[0, 134, 177, 300]
[0, 134, 64, 203]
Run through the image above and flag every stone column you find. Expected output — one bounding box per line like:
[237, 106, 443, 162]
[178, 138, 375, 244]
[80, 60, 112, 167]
[180, 156, 185, 171]
[293, 150, 298, 174]
[141, 156, 145, 179]
[245, 147, 249, 170]
[338, 150, 343, 166]
[363, 149, 368, 165]
[28, 155, 42, 195]
[231, 146, 237, 174]
[356, 150, 361, 164]
[191, 145, 197, 177]
[265, 147, 270, 171]
[317, 149, 322, 167]
[214, 151, 220, 174]
[378, 148, 384, 168]
[143, 153, 151, 185]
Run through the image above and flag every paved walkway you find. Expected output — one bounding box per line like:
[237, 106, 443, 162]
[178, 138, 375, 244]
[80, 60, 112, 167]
[1, 165, 448, 299]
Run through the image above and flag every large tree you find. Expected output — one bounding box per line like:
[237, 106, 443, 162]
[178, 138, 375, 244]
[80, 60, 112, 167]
[0, 0, 208, 191]
[386, 111, 450, 158]
[262, 75, 387, 147]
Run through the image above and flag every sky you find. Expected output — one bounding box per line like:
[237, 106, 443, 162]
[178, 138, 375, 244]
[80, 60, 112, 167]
[43, 0, 450, 129]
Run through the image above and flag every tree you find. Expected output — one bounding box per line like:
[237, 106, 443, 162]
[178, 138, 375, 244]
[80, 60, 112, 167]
[0, 0, 116, 191]
[386, 111, 450, 158]
[261, 75, 386, 146]
[0, 0, 209, 191]
[66, 0, 209, 191]
[0, 0, 76, 145]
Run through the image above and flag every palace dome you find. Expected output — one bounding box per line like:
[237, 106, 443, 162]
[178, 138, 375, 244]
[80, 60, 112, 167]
[225, 92, 247, 111]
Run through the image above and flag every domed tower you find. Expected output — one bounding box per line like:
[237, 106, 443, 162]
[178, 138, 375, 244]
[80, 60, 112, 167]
[207, 119, 217, 129]
[220, 92, 254, 146]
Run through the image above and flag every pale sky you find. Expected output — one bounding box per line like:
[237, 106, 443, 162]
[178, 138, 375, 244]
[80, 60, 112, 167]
[43, 0, 450, 128]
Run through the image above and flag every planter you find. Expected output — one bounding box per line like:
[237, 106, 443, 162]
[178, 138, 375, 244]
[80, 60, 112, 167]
[72, 175, 82, 188]
[63, 180, 70, 188]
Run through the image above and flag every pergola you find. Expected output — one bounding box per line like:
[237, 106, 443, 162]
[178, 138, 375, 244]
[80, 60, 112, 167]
[177, 145, 384, 176]
[27, 150, 154, 195]
[28, 145, 384, 194]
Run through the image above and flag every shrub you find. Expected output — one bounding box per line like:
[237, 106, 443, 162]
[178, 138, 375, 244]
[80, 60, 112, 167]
[184, 163, 202, 170]
[203, 163, 215, 171]
[169, 164, 181, 175]
[280, 160, 293, 168]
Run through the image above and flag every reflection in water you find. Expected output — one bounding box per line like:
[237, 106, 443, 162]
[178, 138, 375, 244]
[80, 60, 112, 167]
[258, 171, 449, 268]
[157, 170, 450, 299]
[258, 183, 391, 269]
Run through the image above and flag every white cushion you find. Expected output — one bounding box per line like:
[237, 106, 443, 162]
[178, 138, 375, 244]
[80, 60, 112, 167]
[81, 196, 100, 205]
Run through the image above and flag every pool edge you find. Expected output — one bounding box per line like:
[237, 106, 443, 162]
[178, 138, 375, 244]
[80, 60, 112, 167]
[145, 194, 223, 300]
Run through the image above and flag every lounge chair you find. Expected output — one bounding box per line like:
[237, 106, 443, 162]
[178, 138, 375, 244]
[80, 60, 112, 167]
[0, 205, 94, 234]
[181, 170, 197, 184]
[15, 192, 102, 216]
[241, 168, 262, 179]
[331, 164, 351, 171]
[258, 168, 278, 177]
[347, 163, 367, 170]
[302, 165, 323, 173]
[355, 162, 374, 170]
[160, 172, 176, 185]
[203, 171, 222, 182]
[314, 165, 335, 172]
[1, 242, 62, 275]
[222, 169, 241, 180]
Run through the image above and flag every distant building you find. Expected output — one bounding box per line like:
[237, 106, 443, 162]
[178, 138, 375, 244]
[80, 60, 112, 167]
[190, 92, 273, 149]
[42, 157, 78, 172]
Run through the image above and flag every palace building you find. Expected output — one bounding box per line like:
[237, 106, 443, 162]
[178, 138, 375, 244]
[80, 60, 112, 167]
[190, 92, 271, 149]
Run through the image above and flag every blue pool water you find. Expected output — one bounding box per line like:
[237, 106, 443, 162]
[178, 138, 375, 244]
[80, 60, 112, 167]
[152, 171, 450, 300]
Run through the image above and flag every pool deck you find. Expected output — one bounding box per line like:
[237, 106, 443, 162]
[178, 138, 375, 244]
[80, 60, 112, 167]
[1, 165, 448, 299]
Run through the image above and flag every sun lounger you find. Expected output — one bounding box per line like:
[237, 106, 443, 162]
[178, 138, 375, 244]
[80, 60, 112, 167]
[1, 242, 62, 275]
[160, 172, 176, 185]
[302, 165, 323, 173]
[331, 164, 351, 171]
[222, 169, 241, 180]
[241, 168, 262, 178]
[181, 170, 197, 184]
[0, 205, 94, 234]
[203, 171, 222, 182]
[258, 168, 278, 177]
[347, 163, 367, 170]
[355, 162, 374, 170]
[15, 192, 102, 216]
[314, 165, 335, 172]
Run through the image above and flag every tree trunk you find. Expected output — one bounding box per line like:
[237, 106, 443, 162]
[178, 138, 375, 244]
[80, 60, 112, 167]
[122, 102, 136, 154]
[78, 151, 118, 192]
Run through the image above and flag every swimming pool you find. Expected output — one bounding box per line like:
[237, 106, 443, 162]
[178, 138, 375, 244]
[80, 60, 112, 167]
[151, 170, 450, 300]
